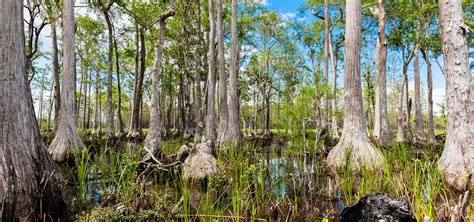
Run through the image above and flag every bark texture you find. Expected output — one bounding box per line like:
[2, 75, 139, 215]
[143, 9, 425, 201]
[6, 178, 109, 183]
[104, 8, 115, 138]
[182, 1, 194, 136]
[115, 39, 125, 136]
[327, 0, 383, 171]
[321, 0, 330, 130]
[396, 79, 405, 142]
[216, 0, 228, 144]
[143, 3, 175, 157]
[373, 0, 391, 145]
[51, 18, 61, 131]
[93, 66, 101, 133]
[183, 142, 218, 180]
[421, 49, 436, 142]
[413, 45, 423, 140]
[328, 22, 339, 139]
[49, 0, 85, 162]
[204, 0, 217, 142]
[0, 0, 66, 219]
[224, 0, 241, 145]
[194, 0, 204, 142]
[128, 26, 146, 138]
[438, 0, 473, 191]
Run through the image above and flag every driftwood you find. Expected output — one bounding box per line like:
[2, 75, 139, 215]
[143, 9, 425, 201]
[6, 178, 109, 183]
[137, 146, 181, 178]
[449, 190, 470, 222]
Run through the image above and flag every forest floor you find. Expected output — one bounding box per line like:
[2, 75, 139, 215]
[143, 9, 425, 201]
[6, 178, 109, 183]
[42, 130, 473, 221]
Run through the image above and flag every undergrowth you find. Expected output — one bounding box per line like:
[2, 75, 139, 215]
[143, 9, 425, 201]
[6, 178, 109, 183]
[70, 135, 472, 221]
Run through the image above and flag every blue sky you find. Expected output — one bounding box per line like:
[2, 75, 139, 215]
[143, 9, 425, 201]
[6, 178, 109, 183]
[262, 0, 447, 113]
[264, 0, 307, 13]
[31, 1, 449, 115]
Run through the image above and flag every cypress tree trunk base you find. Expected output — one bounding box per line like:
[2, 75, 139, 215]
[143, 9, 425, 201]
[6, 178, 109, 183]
[327, 134, 383, 171]
[49, 124, 85, 162]
[439, 132, 473, 191]
[143, 131, 162, 161]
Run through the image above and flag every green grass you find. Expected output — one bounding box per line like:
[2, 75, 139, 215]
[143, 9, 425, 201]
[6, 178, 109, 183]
[334, 143, 447, 220]
[73, 133, 470, 221]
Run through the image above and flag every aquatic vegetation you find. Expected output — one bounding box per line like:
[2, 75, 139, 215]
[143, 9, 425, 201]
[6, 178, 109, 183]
[72, 136, 471, 221]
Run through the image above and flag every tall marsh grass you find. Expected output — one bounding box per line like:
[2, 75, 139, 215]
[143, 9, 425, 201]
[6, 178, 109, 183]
[335, 143, 447, 220]
[75, 136, 468, 221]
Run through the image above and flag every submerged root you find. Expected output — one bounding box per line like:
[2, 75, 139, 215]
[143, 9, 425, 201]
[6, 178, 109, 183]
[327, 134, 383, 171]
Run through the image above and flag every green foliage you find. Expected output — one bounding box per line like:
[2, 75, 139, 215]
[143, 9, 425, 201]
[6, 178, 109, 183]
[74, 147, 91, 210]
[280, 83, 318, 136]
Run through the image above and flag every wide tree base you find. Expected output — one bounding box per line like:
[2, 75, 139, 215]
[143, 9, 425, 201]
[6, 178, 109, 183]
[327, 134, 383, 171]
[439, 135, 473, 191]
[183, 142, 217, 181]
[221, 129, 240, 147]
[142, 131, 161, 162]
[49, 124, 85, 162]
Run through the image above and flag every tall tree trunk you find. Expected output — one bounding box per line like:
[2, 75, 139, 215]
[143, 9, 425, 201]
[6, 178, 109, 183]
[38, 70, 46, 130]
[94, 68, 101, 133]
[128, 25, 144, 138]
[438, 0, 473, 191]
[51, 19, 61, 131]
[83, 67, 91, 130]
[178, 64, 185, 133]
[0, 1, 66, 219]
[77, 63, 84, 122]
[327, 0, 382, 170]
[81, 65, 89, 132]
[396, 79, 405, 142]
[47, 80, 54, 130]
[321, 0, 329, 130]
[224, 0, 241, 145]
[49, 0, 85, 162]
[216, 0, 228, 144]
[204, 0, 217, 142]
[373, 0, 391, 145]
[87, 70, 92, 129]
[115, 39, 125, 136]
[144, 3, 175, 157]
[264, 90, 271, 134]
[328, 25, 339, 139]
[167, 70, 173, 130]
[183, 1, 193, 136]
[421, 48, 435, 142]
[263, 56, 271, 135]
[104, 11, 115, 138]
[253, 85, 258, 132]
[138, 28, 146, 133]
[128, 25, 140, 136]
[194, 0, 204, 142]
[414, 45, 423, 141]
[402, 61, 411, 141]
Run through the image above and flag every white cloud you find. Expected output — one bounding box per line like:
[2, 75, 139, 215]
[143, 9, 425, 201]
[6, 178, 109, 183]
[297, 17, 307, 22]
[254, 0, 268, 6]
[276, 22, 287, 28]
[281, 12, 296, 21]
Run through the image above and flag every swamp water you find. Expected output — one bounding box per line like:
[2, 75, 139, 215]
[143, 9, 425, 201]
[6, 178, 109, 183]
[72, 138, 461, 221]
